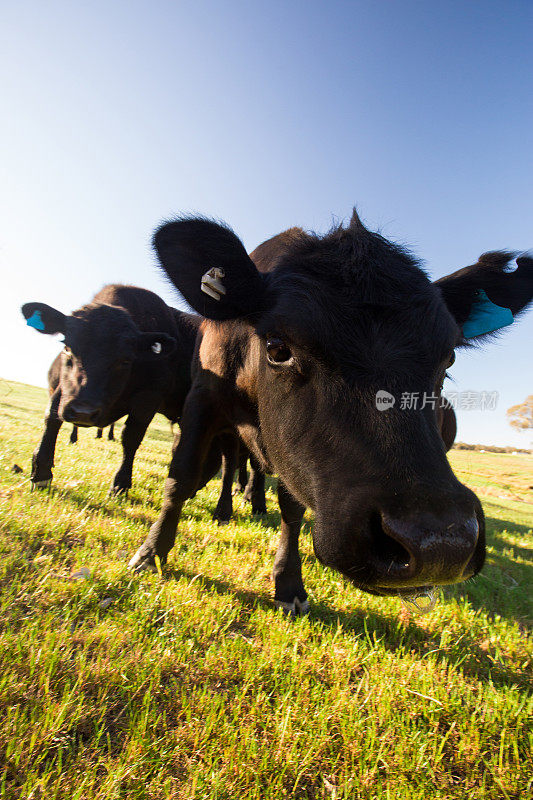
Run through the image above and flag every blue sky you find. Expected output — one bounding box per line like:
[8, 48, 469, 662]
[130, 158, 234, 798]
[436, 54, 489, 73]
[1, 0, 532, 446]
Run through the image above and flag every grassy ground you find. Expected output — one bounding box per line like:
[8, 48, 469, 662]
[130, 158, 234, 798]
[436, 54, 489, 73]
[0, 379, 531, 800]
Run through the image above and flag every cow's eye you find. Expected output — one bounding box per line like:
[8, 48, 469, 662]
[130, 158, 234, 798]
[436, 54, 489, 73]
[266, 338, 293, 365]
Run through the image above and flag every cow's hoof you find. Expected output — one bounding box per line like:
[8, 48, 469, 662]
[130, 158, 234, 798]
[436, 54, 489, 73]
[127, 549, 158, 573]
[32, 479, 52, 491]
[212, 510, 231, 525]
[275, 597, 310, 618]
[111, 486, 129, 497]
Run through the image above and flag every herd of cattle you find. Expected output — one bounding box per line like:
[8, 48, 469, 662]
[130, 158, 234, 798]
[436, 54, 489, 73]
[22, 210, 533, 614]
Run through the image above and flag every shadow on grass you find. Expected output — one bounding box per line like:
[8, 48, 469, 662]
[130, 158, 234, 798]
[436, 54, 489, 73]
[162, 565, 529, 690]
[487, 516, 533, 561]
[26, 479, 533, 631]
[56, 486, 157, 528]
[447, 515, 533, 627]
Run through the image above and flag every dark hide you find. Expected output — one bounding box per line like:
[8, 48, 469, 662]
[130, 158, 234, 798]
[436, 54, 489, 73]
[128, 212, 532, 612]
[437, 400, 457, 452]
[47, 354, 115, 445]
[436, 252, 533, 336]
[234, 447, 268, 514]
[23, 286, 240, 518]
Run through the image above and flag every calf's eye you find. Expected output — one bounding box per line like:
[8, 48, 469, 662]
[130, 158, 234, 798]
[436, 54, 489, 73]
[63, 347, 73, 367]
[266, 338, 293, 365]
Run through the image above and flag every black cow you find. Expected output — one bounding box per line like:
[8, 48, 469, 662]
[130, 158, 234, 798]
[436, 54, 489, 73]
[128, 211, 532, 615]
[234, 449, 268, 513]
[95, 424, 116, 441]
[47, 353, 115, 444]
[22, 284, 254, 522]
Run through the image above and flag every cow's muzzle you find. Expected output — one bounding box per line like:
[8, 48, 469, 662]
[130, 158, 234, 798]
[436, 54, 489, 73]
[369, 511, 481, 589]
[62, 401, 102, 427]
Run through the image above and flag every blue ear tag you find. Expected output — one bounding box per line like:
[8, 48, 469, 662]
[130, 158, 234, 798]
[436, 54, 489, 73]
[26, 310, 45, 331]
[462, 289, 513, 338]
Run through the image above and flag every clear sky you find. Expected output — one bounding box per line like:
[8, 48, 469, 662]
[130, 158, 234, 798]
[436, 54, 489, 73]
[1, 0, 532, 446]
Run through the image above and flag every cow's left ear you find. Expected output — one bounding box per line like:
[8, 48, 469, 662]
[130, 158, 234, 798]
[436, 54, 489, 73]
[21, 302, 66, 335]
[137, 332, 177, 359]
[153, 217, 267, 320]
[435, 252, 533, 343]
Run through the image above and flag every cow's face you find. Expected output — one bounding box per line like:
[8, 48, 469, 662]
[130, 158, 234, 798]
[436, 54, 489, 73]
[153, 213, 532, 598]
[22, 302, 176, 427]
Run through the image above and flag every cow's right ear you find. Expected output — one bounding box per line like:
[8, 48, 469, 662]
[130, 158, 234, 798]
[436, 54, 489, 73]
[21, 302, 66, 335]
[153, 218, 267, 321]
[435, 252, 533, 342]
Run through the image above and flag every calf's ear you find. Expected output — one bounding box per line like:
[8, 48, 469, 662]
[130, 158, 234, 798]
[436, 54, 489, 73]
[21, 302, 66, 335]
[435, 252, 533, 342]
[153, 218, 266, 320]
[137, 332, 177, 359]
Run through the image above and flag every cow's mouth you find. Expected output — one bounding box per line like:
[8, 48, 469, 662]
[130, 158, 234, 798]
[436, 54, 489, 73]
[365, 583, 433, 598]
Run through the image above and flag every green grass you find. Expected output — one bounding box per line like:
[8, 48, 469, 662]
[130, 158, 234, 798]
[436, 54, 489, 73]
[0, 378, 531, 799]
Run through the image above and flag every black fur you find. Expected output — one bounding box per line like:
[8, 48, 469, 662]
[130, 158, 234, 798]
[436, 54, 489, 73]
[128, 211, 532, 610]
[23, 285, 258, 517]
[436, 251, 533, 338]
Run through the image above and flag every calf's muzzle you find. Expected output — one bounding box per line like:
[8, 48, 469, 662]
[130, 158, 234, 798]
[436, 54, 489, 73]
[62, 401, 102, 427]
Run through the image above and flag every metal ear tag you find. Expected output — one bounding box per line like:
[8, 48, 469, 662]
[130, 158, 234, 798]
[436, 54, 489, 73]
[201, 267, 226, 301]
[151, 342, 162, 354]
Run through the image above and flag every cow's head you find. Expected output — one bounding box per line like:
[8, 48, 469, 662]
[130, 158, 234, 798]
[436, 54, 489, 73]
[153, 212, 532, 598]
[22, 301, 176, 427]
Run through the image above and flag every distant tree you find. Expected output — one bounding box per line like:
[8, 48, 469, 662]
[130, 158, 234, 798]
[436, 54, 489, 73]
[507, 395, 533, 432]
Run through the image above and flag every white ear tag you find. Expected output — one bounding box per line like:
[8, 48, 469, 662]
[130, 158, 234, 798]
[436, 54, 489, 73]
[201, 267, 226, 301]
[151, 341, 162, 354]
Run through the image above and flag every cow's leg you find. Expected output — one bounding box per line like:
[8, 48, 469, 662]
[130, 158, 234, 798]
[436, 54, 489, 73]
[69, 425, 78, 444]
[108, 423, 115, 441]
[234, 449, 248, 493]
[273, 482, 308, 617]
[212, 435, 238, 523]
[31, 391, 62, 488]
[128, 393, 220, 573]
[96, 428, 103, 439]
[111, 412, 154, 495]
[243, 454, 267, 514]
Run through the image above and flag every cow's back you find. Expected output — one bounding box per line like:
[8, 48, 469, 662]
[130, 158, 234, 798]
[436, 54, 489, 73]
[91, 285, 177, 336]
[88, 285, 201, 421]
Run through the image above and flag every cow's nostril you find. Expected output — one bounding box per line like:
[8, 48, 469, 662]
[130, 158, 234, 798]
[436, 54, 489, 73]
[369, 511, 413, 572]
[372, 511, 480, 588]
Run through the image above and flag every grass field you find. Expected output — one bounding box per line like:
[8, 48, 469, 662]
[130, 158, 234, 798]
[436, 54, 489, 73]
[0, 379, 531, 800]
